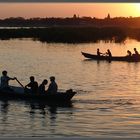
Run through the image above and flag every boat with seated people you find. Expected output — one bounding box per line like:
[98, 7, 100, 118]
[81, 52, 140, 62]
[0, 86, 76, 102]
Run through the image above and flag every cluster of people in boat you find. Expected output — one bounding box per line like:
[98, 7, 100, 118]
[126, 48, 139, 57]
[0, 70, 58, 94]
[97, 49, 112, 57]
[97, 48, 139, 57]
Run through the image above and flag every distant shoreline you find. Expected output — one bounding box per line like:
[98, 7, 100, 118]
[0, 16, 140, 43]
[0, 27, 140, 43]
[0, 16, 140, 28]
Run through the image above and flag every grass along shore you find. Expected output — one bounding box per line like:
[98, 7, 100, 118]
[0, 27, 140, 43]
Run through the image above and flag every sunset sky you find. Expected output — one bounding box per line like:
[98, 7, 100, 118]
[0, 3, 140, 19]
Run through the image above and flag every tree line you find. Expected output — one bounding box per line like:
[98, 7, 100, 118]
[0, 16, 140, 43]
[0, 16, 140, 28]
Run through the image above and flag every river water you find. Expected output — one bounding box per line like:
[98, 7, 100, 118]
[0, 38, 140, 138]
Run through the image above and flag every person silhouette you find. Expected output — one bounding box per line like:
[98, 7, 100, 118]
[133, 48, 139, 56]
[47, 76, 58, 94]
[106, 49, 112, 57]
[127, 50, 132, 57]
[38, 79, 48, 94]
[25, 76, 38, 94]
[97, 48, 103, 56]
[0, 70, 16, 91]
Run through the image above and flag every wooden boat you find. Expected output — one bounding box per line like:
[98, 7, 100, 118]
[0, 86, 76, 103]
[81, 52, 140, 62]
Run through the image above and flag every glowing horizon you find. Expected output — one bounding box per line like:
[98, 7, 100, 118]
[0, 3, 140, 19]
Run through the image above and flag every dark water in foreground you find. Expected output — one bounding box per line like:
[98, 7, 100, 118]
[0, 39, 140, 137]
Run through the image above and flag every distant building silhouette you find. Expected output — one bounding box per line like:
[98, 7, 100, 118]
[73, 14, 77, 19]
[107, 13, 111, 19]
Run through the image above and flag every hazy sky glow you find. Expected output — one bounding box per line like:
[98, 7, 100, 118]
[0, 3, 140, 18]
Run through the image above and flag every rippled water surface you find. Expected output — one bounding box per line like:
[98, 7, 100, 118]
[0, 39, 140, 137]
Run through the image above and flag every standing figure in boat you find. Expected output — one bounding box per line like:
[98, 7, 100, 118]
[97, 48, 103, 56]
[127, 50, 132, 57]
[0, 70, 16, 91]
[25, 76, 38, 94]
[47, 76, 58, 94]
[38, 79, 48, 94]
[106, 49, 112, 58]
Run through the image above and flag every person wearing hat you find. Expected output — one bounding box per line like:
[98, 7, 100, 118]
[47, 76, 58, 94]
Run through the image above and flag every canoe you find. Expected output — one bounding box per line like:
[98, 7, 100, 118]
[0, 86, 76, 103]
[81, 52, 140, 62]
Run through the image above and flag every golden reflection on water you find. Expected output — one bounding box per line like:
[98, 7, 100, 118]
[0, 39, 140, 137]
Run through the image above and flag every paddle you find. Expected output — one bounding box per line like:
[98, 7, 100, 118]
[15, 78, 25, 89]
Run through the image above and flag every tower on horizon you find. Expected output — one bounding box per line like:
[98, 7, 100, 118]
[107, 13, 111, 19]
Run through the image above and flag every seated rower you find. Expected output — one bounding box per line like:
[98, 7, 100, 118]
[38, 79, 48, 94]
[127, 50, 132, 57]
[25, 76, 38, 94]
[0, 70, 16, 91]
[106, 49, 112, 57]
[97, 48, 103, 56]
[133, 48, 139, 56]
[47, 76, 58, 94]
